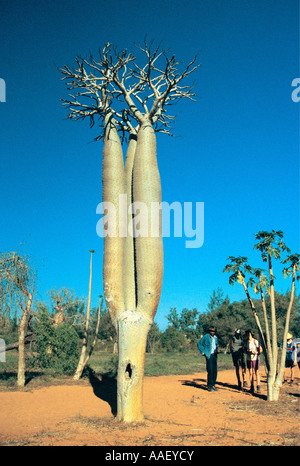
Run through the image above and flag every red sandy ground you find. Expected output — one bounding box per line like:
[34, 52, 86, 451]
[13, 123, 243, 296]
[0, 369, 299, 446]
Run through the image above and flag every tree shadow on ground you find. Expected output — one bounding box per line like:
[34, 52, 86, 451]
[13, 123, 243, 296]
[180, 377, 208, 391]
[180, 377, 267, 400]
[24, 371, 46, 386]
[288, 391, 300, 398]
[87, 367, 117, 416]
[0, 371, 45, 386]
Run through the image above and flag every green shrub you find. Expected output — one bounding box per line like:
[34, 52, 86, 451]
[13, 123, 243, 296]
[31, 308, 79, 374]
[160, 327, 190, 353]
[31, 307, 56, 369]
[52, 324, 80, 374]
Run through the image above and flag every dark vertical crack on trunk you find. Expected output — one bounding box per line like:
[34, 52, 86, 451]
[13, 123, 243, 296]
[126, 363, 132, 379]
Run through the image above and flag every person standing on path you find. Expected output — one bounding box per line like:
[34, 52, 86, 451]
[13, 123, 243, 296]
[198, 326, 219, 392]
[229, 329, 247, 390]
[283, 333, 297, 384]
[295, 340, 300, 382]
[243, 330, 261, 394]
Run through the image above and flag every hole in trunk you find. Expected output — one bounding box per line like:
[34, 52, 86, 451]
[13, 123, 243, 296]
[125, 363, 132, 379]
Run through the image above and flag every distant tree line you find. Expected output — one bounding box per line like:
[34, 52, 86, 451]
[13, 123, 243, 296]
[1, 286, 299, 372]
[148, 287, 300, 353]
[1, 275, 299, 382]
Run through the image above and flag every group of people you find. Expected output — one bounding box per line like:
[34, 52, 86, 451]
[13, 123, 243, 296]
[228, 328, 262, 393]
[197, 326, 300, 394]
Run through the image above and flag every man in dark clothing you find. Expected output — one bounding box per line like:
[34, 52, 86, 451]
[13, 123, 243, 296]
[229, 329, 247, 390]
[198, 326, 219, 391]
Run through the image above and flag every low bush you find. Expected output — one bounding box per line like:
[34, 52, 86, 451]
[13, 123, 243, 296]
[30, 308, 79, 375]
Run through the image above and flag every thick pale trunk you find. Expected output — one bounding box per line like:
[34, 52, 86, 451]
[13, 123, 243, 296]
[53, 309, 64, 327]
[124, 134, 137, 312]
[53, 298, 66, 327]
[267, 364, 277, 401]
[271, 384, 280, 401]
[102, 117, 126, 327]
[102, 121, 163, 423]
[116, 311, 152, 422]
[133, 122, 163, 320]
[17, 292, 33, 387]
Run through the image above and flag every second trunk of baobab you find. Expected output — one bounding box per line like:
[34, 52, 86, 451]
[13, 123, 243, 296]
[116, 121, 163, 422]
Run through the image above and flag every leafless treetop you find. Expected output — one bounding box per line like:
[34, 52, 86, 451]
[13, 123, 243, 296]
[59, 39, 200, 140]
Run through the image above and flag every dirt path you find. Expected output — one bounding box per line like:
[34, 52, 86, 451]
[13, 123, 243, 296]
[0, 369, 299, 446]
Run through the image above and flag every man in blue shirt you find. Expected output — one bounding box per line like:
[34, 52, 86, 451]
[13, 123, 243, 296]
[198, 326, 219, 391]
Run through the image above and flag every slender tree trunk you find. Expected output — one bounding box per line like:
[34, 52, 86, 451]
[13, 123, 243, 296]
[265, 255, 279, 401]
[17, 292, 33, 387]
[259, 287, 278, 401]
[272, 266, 296, 401]
[260, 289, 272, 372]
[86, 301, 101, 358]
[75, 301, 101, 379]
[0, 333, 33, 353]
[242, 282, 266, 353]
[268, 256, 278, 365]
[74, 251, 95, 380]
[241, 280, 282, 399]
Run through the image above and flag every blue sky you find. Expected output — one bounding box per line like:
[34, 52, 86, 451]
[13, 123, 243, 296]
[0, 0, 299, 330]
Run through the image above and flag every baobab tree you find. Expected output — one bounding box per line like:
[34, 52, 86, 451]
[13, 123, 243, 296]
[224, 230, 299, 401]
[48, 287, 84, 327]
[60, 40, 200, 422]
[0, 252, 35, 387]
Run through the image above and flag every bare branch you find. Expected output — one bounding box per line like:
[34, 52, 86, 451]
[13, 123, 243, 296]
[59, 40, 201, 139]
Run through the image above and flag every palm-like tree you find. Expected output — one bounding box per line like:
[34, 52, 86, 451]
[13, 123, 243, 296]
[224, 230, 299, 401]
